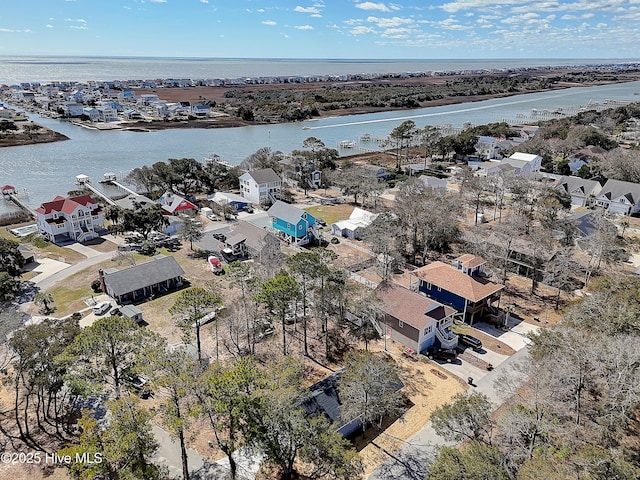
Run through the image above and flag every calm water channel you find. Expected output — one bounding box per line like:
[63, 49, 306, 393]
[2, 79, 640, 214]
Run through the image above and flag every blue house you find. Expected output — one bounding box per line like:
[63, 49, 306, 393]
[268, 200, 317, 245]
[409, 255, 504, 325]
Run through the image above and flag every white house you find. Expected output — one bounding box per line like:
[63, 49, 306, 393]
[594, 179, 640, 215]
[481, 152, 542, 176]
[62, 101, 84, 117]
[331, 207, 378, 239]
[239, 168, 282, 205]
[35, 194, 105, 244]
[553, 176, 602, 207]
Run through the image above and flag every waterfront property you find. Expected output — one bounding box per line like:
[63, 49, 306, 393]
[239, 168, 282, 205]
[410, 255, 504, 325]
[157, 191, 197, 215]
[35, 194, 104, 244]
[374, 282, 458, 353]
[98, 254, 185, 304]
[268, 200, 317, 245]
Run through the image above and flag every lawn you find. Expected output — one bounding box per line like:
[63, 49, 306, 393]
[304, 204, 355, 225]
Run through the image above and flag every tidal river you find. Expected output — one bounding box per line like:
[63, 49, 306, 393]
[2, 79, 640, 215]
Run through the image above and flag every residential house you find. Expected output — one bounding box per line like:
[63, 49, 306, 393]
[191, 104, 210, 117]
[279, 156, 322, 190]
[61, 101, 84, 117]
[331, 207, 377, 239]
[410, 255, 504, 325]
[157, 191, 197, 216]
[209, 191, 252, 213]
[98, 254, 185, 304]
[567, 146, 606, 173]
[359, 164, 388, 181]
[35, 194, 105, 244]
[301, 369, 403, 438]
[374, 282, 458, 353]
[223, 220, 280, 261]
[268, 200, 317, 245]
[113, 193, 156, 211]
[82, 107, 100, 122]
[594, 179, 640, 215]
[553, 175, 602, 207]
[476, 135, 502, 160]
[239, 168, 282, 205]
[418, 175, 448, 190]
[481, 152, 542, 176]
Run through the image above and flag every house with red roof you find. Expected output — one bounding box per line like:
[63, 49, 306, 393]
[157, 191, 197, 215]
[409, 254, 504, 325]
[374, 282, 458, 353]
[35, 194, 104, 244]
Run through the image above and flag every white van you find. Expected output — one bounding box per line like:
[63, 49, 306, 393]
[92, 301, 111, 315]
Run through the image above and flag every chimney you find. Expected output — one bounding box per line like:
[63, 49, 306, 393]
[98, 268, 106, 293]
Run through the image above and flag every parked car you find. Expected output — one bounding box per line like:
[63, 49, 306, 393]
[110, 307, 122, 316]
[92, 301, 111, 316]
[207, 214, 219, 221]
[458, 333, 483, 352]
[316, 217, 327, 226]
[123, 372, 152, 398]
[425, 347, 458, 363]
[242, 205, 254, 213]
[212, 233, 226, 242]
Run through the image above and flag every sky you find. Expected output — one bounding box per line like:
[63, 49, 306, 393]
[0, 0, 638, 59]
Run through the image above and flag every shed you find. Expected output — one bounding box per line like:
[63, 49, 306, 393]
[120, 304, 143, 324]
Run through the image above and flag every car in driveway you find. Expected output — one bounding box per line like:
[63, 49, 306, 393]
[212, 233, 226, 242]
[458, 333, 483, 352]
[92, 301, 111, 315]
[425, 347, 458, 363]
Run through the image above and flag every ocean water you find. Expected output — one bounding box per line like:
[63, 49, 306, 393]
[2, 56, 639, 84]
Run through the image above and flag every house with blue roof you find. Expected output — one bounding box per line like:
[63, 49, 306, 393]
[268, 200, 317, 245]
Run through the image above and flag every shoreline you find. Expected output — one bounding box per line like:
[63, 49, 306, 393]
[2, 65, 640, 146]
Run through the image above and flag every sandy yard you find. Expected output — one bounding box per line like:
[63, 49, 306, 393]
[357, 340, 467, 476]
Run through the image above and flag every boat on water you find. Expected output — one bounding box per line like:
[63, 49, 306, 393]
[339, 140, 356, 149]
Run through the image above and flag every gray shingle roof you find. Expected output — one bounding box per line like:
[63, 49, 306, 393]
[246, 168, 281, 185]
[599, 179, 640, 204]
[268, 200, 312, 225]
[103, 255, 184, 297]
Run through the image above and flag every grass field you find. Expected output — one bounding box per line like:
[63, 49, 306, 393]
[304, 204, 355, 225]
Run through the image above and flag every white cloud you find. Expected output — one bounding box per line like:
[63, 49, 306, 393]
[200, 0, 208, 3]
[70, 25, 88, 30]
[46, 24, 54, 28]
[148, 0, 168, 3]
[295, 25, 313, 30]
[0, 28, 16, 32]
[262, 20, 277, 26]
[366, 16, 413, 28]
[294, 6, 321, 14]
[350, 25, 376, 34]
[355, 2, 390, 12]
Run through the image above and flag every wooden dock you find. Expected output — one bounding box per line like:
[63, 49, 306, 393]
[6, 193, 36, 218]
[75, 175, 117, 206]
